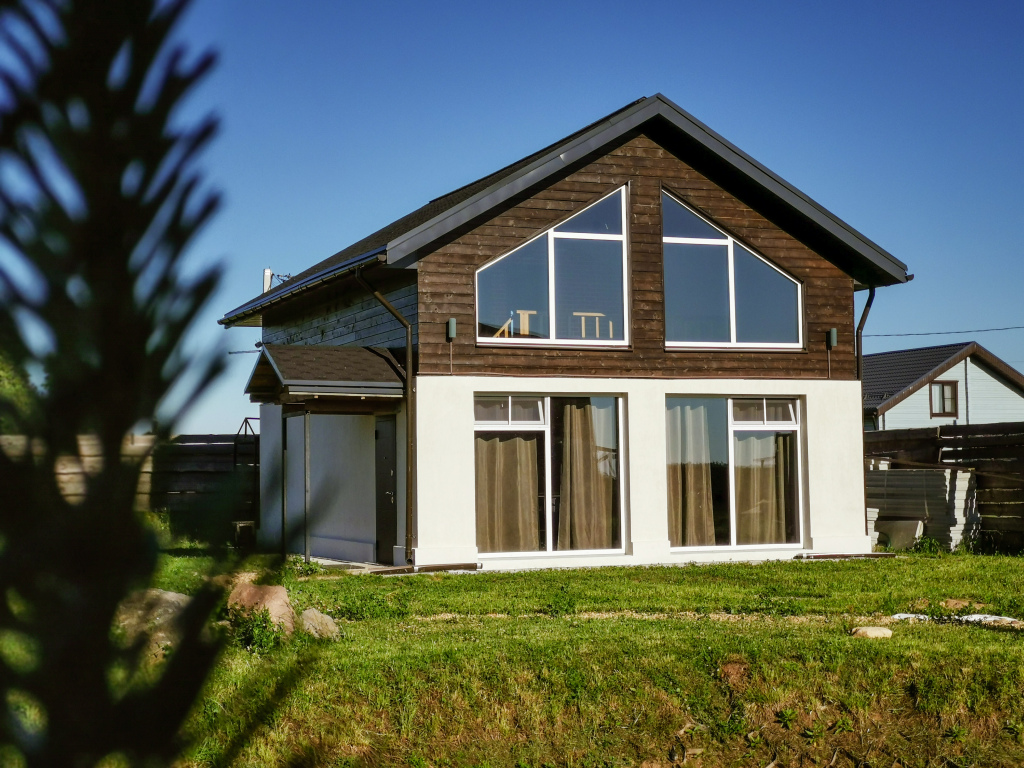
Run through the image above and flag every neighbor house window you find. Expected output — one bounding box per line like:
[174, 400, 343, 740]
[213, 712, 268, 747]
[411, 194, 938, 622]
[930, 381, 957, 417]
[476, 188, 628, 346]
[662, 192, 802, 348]
[474, 395, 623, 555]
[667, 396, 801, 548]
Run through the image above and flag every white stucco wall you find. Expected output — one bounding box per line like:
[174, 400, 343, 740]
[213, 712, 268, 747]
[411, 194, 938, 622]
[413, 375, 869, 569]
[881, 356, 1024, 429]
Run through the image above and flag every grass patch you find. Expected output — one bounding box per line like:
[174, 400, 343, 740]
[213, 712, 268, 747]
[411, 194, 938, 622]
[262, 551, 1024, 622]
[154, 552, 1024, 767]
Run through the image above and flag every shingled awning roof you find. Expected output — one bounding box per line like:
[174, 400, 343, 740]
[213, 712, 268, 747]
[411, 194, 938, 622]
[862, 342, 1024, 415]
[221, 93, 909, 328]
[245, 344, 405, 405]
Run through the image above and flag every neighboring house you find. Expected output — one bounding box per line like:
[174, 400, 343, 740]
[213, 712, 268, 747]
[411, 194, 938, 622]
[221, 94, 910, 570]
[863, 342, 1024, 431]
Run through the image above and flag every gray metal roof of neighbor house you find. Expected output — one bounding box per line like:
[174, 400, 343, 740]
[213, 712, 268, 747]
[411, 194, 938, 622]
[245, 344, 405, 401]
[221, 93, 910, 328]
[862, 342, 1024, 414]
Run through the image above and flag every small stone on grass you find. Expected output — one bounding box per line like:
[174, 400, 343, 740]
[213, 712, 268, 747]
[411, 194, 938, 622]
[851, 626, 892, 639]
[300, 607, 340, 639]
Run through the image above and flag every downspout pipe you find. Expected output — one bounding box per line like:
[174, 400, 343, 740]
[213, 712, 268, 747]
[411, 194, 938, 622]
[356, 267, 415, 565]
[855, 286, 875, 380]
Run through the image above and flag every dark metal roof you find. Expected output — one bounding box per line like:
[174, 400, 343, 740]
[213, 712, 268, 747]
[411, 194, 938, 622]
[245, 344, 405, 403]
[862, 342, 1024, 414]
[222, 94, 909, 328]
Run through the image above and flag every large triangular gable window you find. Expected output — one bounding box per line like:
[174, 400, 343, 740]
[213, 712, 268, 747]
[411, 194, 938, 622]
[476, 187, 628, 346]
[662, 191, 802, 348]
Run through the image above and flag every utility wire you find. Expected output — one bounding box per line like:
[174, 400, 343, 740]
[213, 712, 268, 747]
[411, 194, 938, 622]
[864, 324, 1024, 338]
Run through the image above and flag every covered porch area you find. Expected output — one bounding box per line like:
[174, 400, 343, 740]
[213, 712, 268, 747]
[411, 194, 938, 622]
[245, 344, 409, 565]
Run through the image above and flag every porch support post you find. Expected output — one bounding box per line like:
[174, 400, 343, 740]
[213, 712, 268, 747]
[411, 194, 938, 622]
[304, 409, 311, 564]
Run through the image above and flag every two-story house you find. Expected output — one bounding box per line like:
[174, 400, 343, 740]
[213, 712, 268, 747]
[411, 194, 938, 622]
[221, 94, 910, 570]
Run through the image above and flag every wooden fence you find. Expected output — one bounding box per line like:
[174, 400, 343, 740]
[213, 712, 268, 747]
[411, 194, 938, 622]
[0, 433, 259, 543]
[865, 421, 1024, 550]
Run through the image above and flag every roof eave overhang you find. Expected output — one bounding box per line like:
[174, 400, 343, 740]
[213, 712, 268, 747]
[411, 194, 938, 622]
[384, 94, 909, 287]
[220, 246, 387, 328]
[243, 347, 406, 404]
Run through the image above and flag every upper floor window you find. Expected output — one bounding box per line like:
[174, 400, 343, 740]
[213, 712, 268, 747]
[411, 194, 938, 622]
[662, 192, 802, 349]
[476, 187, 628, 346]
[930, 381, 957, 417]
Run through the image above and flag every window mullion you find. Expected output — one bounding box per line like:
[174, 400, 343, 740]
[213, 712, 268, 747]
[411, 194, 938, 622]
[620, 187, 629, 345]
[547, 231, 556, 340]
[727, 397, 737, 546]
[728, 240, 737, 344]
[544, 396, 553, 552]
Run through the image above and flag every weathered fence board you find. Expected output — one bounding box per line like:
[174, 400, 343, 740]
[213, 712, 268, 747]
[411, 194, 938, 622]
[1, 432, 259, 543]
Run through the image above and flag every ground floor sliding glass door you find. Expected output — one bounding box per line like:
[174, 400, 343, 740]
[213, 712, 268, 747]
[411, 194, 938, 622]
[667, 397, 801, 549]
[474, 395, 623, 556]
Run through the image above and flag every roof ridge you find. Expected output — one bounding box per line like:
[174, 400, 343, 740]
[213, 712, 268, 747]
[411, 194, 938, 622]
[222, 94, 909, 327]
[428, 97, 648, 205]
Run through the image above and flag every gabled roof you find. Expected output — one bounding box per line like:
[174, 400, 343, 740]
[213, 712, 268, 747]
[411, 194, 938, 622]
[862, 342, 1024, 415]
[222, 94, 909, 328]
[245, 344, 405, 403]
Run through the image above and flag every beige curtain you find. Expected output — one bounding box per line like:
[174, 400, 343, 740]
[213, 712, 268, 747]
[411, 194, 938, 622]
[475, 433, 541, 552]
[666, 401, 716, 546]
[556, 401, 617, 550]
[734, 432, 792, 545]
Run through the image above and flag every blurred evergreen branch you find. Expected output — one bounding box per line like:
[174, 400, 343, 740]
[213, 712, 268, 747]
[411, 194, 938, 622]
[0, 0, 227, 764]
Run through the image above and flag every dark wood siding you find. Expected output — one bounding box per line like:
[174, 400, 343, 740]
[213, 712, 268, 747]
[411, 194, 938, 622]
[263, 273, 417, 350]
[417, 134, 855, 379]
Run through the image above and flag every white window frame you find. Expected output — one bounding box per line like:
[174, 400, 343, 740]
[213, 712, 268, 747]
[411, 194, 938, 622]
[668, 396, 804, 552]
[474, 394, 627, 558]
[475, 187, 630, 349]
[662, 191, 804, 351]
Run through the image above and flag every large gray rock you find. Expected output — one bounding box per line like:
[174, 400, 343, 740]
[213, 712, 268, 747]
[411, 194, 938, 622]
[851, 626, 892, 639]
[228, 584, 295, 634]
[116, 589, 191, 660]
[300, 608, 340, 639]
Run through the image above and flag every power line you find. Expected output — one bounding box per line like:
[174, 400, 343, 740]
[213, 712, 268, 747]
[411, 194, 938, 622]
[864, 324, 1024, 338]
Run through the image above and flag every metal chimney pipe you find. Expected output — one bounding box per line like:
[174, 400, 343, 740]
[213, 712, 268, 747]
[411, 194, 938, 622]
[263, 268, 273, 293]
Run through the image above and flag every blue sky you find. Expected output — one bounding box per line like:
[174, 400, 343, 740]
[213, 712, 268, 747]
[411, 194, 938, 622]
[172, 0, 1024, 433]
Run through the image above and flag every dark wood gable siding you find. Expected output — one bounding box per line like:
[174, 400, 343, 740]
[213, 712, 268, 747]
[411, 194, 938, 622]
[416, 133, 855, 379]
[263, 272, 417, 350]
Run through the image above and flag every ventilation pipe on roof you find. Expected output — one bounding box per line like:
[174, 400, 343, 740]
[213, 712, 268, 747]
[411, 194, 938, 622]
[855, 286, 875, 380]
[263, 268, 273, 293]
[356, 267, 416, 565]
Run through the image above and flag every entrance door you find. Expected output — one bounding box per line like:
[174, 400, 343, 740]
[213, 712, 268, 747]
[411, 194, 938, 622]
[374, 415, 398, 565]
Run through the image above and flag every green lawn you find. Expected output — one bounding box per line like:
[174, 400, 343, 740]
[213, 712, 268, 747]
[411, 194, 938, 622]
[161, 553, 1024, 768]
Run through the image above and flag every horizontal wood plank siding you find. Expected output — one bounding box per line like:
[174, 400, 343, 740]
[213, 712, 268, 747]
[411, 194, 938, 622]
[967, 358, 1024, 424]
[263, 280, 418, 350]
[417, 134, 855, 379]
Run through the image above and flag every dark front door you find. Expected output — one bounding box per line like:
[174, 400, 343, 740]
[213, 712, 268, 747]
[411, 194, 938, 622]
[375, 415, 398, 565]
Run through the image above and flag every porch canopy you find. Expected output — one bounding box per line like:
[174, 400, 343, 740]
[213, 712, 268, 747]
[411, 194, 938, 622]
[245, 344, 405, 414]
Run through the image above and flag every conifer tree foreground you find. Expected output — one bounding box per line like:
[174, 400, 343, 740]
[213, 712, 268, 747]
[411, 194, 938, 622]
[0, 1, 227, 764]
